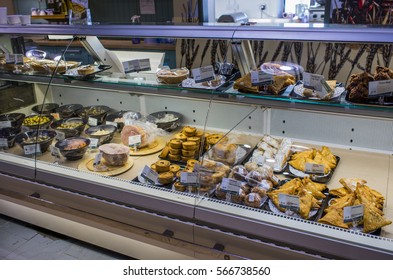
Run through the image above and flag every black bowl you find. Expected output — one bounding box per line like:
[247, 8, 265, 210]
[84, 124, 117, 146]
[147, 111, 182, 131]
[105, 110, 142, 131]
[0, 113, 26, 132]
[0, 127, 19, 148]
[32, 103, 59, 115]
[55, 137, 90, 160]
[22, 114, 54, 130]
[15, 129, 57, 153]
[77, 105, 111, 125]
[55, 104, 83, 119]
[51, 117, 87, 139]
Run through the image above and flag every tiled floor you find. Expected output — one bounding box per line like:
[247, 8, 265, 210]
[0, 214, 133, 260]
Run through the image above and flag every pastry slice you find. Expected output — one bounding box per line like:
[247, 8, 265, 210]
[329, 187, 352, 198]
[318, 208, 349, 229]
[339, 178, 367, 192]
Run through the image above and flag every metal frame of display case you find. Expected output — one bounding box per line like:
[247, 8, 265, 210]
[1, 23, 393, 259]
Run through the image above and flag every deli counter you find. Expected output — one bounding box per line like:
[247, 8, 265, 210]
[0, 23, 392, 260]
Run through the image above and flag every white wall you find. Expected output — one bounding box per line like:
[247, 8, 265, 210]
[214, 0, 285, 20]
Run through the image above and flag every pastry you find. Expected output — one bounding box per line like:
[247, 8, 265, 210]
[251, 186, 267, 198]
[170, 164, 181, 174]
[231, 165, 248, 180]
[169, 147, 181, 155]
[174, 133, 188, 142]
[169, 139, 182, 149]
[187, 136, 200, 144]
[182, 126, 196, 137]
[150, 163, 157, 171]
[155, 160, 170, 173]
[174, 181, 186, 192]
[168, 154, 181, 161]
[158, 171, 174, 185]
[182, 149, 195, 157]
[77, 65, 95, 75]
[187, 159, 199, 168]
[244, 193, 262, 208]
[182, 141, 197, 150]
[159, 146, 170, 158]
[181, 156, 195, 162]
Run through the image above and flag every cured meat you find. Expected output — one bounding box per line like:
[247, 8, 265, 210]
[121, 125, 149, 148]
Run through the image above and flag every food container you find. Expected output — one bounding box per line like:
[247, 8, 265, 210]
[50, 117, 87, 139]
[84, 124, 116, 146]
[77, 105, 111, 125]
[0, 113, 25, 132]
[22, 114, 54, 130]
[55, 104, 83, 119]
[55, 137, 90, 160]
[98, 143, 129, 166]
[0, 127, 18, 148]
[15, 129, 57, 153]
[146, 111, 182, 131]
[31, 103, 59, 115]
[105, 110, 141, 131]
[156, 68, 189, 84]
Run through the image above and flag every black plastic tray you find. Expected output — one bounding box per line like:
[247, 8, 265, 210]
[283, 155, 340, 183]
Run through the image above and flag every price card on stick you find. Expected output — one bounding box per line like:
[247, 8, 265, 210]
[128, 135, 141, 147]
[251, 70, 273, 86]
[343, 204, 364, 223]
[220, 178, 243, 194]
[369, 80, 393, 96]
[303, 72, 324, 92]
[88, 117, 98, 127]
[88, 138, 99, 149]
[180, 172, 199, 186]
[141, 165, 158, 185]
[0, 138, 9, 149]
[123, 59, 151, 73]
[279, 193, 300, 212]
[192, 65, 215, 83]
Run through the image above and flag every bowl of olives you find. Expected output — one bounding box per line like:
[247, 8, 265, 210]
[50, 117, 87, 139]
[22, 114, 54, 130]
[15, 129, 57, 153]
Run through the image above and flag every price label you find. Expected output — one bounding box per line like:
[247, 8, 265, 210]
[251, 70, 273, 86]
[303, 72, 324, 92]
[141, 165, 158, 185]
[248, 193, 257, 202]
[5, 54, 23, 64]
[221, 178, 242, 194]
[255, 154, 265, 166]
[192, 65, 215, 83]
[24, 144, 41, 155]
[106, 121, 118, 128]
[0, 138, 9, 149]
[343, 205, 364, 223]
[180, 172, 199, 186]
[279, 193, 300, 212]
[88, 138, 99, 149]
[0, 121, 12, 128]
[128, 135, 141, 147]
[369, 80, 393, 96]
[123, 59, 151, 73]
[88, 117, 98, 126]
[305, 163, 325, 174]
[94, 152, 103, 166]
[56, 131, 66, 141]
[260, 179, 271, 190]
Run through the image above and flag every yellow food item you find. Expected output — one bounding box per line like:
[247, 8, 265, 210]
[23, 115, 50, 126]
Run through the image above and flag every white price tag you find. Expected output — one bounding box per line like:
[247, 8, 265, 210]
[5, 54, 15, 64]
[0, 138, 9, 149]
[305, 163, 325, 174]
[88, 117, 98, 126]
[94, 152, 103, 166]
[24, 144, 41, 155]
[343, 205, 364, 223]
[303, 72, 324, 92]
[141, 165, 158, 185]
[192, 65, 215, 83]
[248, 193, 256, 202]
[0, 121, 12, 128]
[279, 193, 300, 211]
[122, 59, 151, 73]
[106, 121, 118, 128]
[56, 131, 66, 141]
[180, 172, 199, 186]
[221, 178, 242, 193]
[14, 54, 24, 65]
[256, 154, 265, 166]
[88, 138, 99, 149]
[260, 179, 271, 190]
[369, 80, 393, 96]
[128, 135, 141, 147]
[251, 70, 273, 86]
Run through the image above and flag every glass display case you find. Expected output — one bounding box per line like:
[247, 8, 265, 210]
[0, 22, 392, 260]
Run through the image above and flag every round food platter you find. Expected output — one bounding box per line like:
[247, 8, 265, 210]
[129, 138, 166, 156]
[78, 157, 134, 176]
[293, 83, 345, 100]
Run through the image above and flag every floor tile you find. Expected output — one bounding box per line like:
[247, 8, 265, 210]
[1, 220, 38, 241]
[0, 228, 31, 258]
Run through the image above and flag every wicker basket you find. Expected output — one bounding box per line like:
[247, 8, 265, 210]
[157, 68, 189, 84]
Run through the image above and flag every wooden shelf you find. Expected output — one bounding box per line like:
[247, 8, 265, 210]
[32, 14, 68, 21]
